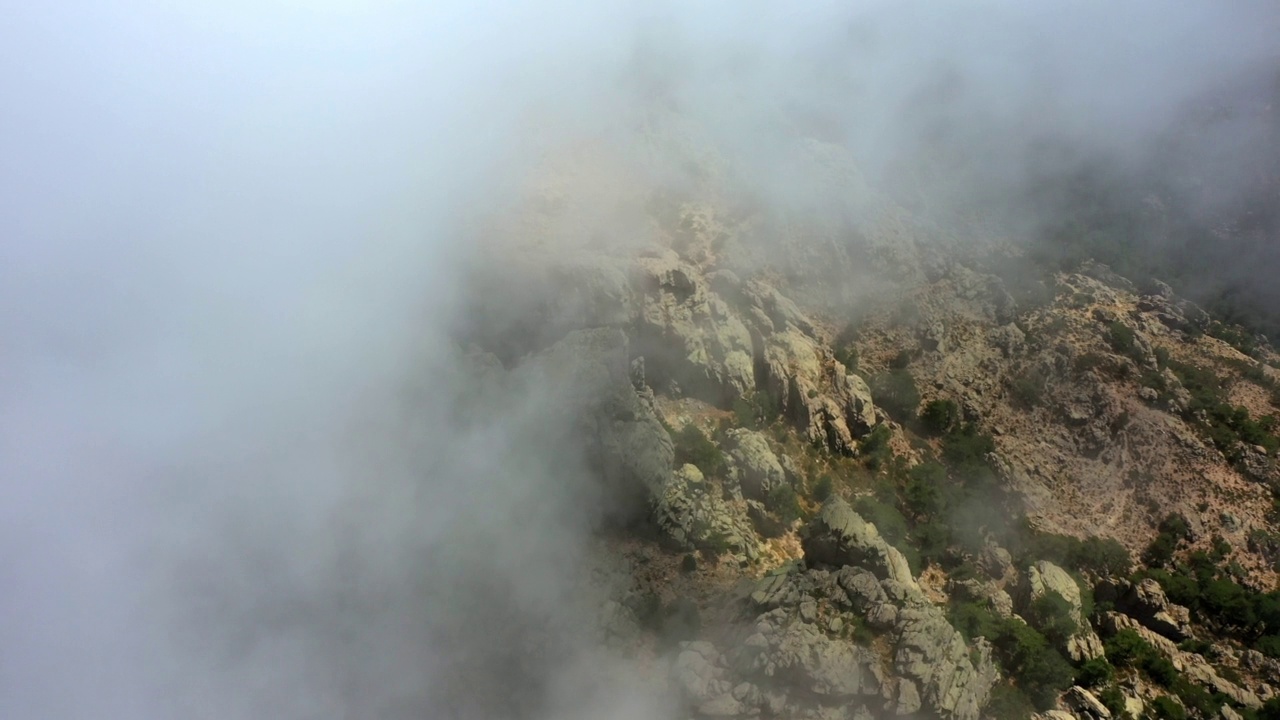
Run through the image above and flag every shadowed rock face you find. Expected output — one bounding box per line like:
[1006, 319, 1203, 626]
[661, 499, 999, 720]
[461, 244, 884, 458]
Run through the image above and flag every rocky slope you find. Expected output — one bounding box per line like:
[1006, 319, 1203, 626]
[449, 137, 1280, 720]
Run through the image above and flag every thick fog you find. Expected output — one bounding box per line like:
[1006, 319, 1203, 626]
[2, 2, 1277, 719]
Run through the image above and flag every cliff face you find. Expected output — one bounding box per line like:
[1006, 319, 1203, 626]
[449, 135, 1280, 720]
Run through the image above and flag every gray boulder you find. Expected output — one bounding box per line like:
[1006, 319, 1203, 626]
[1020, 561, 1105, 661]
[1064, 686, 1112, 720]
[1095, 578, 1192, 642]
[631, 248, 756, 404]
[803, 498, 917, 589]
[655, 463, 759, 561]
[725, 428, 787, 500]
[523, 328, 673, 512]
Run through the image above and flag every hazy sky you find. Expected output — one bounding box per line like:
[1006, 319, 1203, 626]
[2, 2, 1277, 719]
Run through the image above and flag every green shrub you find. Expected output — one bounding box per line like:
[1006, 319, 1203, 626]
[673, 424, 726, 478]
[812, 474, 835, 502]
[871, 369, 920, 421]
[1149, 695, 1187, 720]
[1258, 635, 1280, 658]
[1075, 657, 1115, 688]
[985, 683, 1036, 720]
[889, 348, 914, 369]
[853, 496, 910, 548]
[733, 390, 780, 429]
[954, 602, 1074, 711]
[1010, 369, 1048, 408]
[1074, 536, 1132, 576]
[1027, 592, 1079, 645]
[1097, 685, 1128, 719]
[860, 423, 894, 469]
[920, 398, 961, 435]
[768, 483, 802, 525]
[1075, 352, 1108, 374]
[905, 461, 948, 518]
[1171, 677, 1218, 719]
[836, 346, 859, 373]
[1108, 321, 1137, 355]
[1145, 654, 1179, 686]
[941, 424, 997, 480]
[1145, 533, 1178, 567]
[1104, 628, 1154, 666]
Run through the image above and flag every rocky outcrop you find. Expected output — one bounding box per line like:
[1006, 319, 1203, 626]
[756, 326, 880, 455]
[1095, 578, 1192, 642]
[741, 560, 997, 720]
[526, 328, 673, 514]
[1063, 686, 1112, 720]
[724, 429, 787, 501]
[1135, 278, 1211, 335]
[803, 498, 916, 589]
[1019, 561, 1105, 661]
[672, 494, 1003, 720]
[631, 249, 756, 404]
[654, 464, 759, 562]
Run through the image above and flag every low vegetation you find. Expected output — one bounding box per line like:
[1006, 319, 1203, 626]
[871, 369, 920, 421]
[672, 423, 726, 477]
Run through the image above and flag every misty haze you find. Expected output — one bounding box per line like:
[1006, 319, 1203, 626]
[4, 3, 1280, 720]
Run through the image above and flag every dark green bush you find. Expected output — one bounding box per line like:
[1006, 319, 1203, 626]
[953, 600, 1073, 710]
[859, 423, 894, 469]
[1104, 628, 1154, 666]
[812, 474, 835, 502]
[1108, 321, 1137, 355]
[1097, 685, 1128, 719]
[941, 424, 997, 480]
[853, 496, 910, 548]
[1074, 536, 1132, 576]
[871, 369, 920, 421]
[1075, 657, 1115, 688]
[1150, 695, 1187, 720]
[836, 346, 859, 373]
[905, 461, 948, 518]
[1258, 635, 1280, 658]
[733, 390, 780, 430]
[889, 348, 914, 369]
[1010, 369, 1049, 408]
[1027, 592, 1079, 646]
[985, 683, 1036, 720]
[673, 424, 726, 478]
[768, 483, 802, 525]
[920, 398, 961, 435]
[1075, 352, 1108, 374]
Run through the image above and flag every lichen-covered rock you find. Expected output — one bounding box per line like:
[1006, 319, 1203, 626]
[1064, 686, 1112, 720]
[1095, 578, 1192, 641]
[803, 497, 917, 589]
[724, 428, 787, 500]
[523, 328, 673, 514]
[655, 463, 759, 561]
[1020, 561, 1105, 661]
[894, 603, 998, 720]
[632, 248, 756, 404]
[751, 536, 997, 720]
[756, 328, 879, 455]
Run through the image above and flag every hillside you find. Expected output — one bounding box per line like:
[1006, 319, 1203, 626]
[450, 136, 1280, 720]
